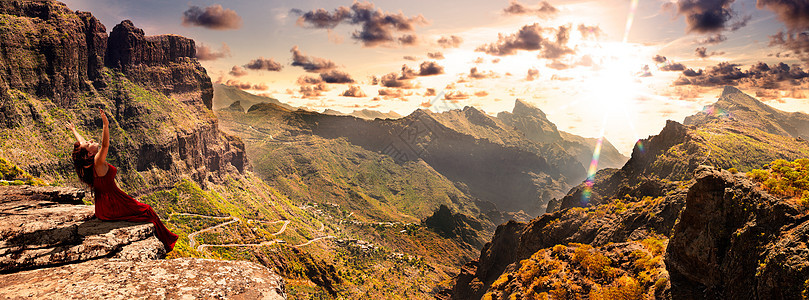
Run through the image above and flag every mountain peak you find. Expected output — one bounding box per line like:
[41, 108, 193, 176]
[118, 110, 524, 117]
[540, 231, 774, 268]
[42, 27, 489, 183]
[513, 99, 547, 119]
[721, 85, 743, 97]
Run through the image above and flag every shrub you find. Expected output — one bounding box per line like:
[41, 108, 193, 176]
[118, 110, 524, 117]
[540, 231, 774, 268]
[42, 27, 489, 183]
[589, 275, 643, 300]
[748, 159, 809, 207]
[728, 167, 738, 174]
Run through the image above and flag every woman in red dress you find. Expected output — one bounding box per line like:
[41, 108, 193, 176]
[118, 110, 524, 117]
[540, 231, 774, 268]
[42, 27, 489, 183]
[68, 108, 178, 252]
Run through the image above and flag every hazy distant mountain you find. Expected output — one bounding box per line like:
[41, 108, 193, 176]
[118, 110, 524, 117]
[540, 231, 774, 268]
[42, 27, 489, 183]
[323, 108, 403, 120]
[212, 83, 295, 111]
[498, 99, 628, 171]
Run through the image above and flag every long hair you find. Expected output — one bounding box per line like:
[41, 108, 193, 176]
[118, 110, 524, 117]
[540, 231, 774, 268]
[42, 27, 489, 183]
[72, 142, 94, 187]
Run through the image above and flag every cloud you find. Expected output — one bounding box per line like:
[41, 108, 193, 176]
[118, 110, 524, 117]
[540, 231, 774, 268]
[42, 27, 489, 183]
[654, 55, 688, 71]
[378, 88, 413, 100]
[319, 69, 355, 83]
[696, 33, 727, 45]
[224, 79, 267, 91]
[291, 2, 429, 47]
[380, 72, 416, 89]
[437, 35, 463, 48]
[341, 85, 367, 97]
[403, 55, 420, 61]
[467, 67, 499, 79]
[418, 61, 444, 76]
[297, 75, 324, 85]
[671, 0, 750, 33]
[427, 51, 444, 59]
[423, 88, 437, 96]
[476, 23, 573, 58]
[526, 68, 539, 81]
[503, 0, 558, 18]
[546, 60, 568, 70]
[244, 57, 284, 71]
[299, 83, 330, 98]
[399, 34, 419, 46]
[695, 46, 725, 58]
[757, 0, 809, 31]
[474, 90, 489, 97]
[769, 31, 809, 62]
[291, 46, 338, 72]
[577, 24, 603, 40]
[182, 5, 242, 30]
[229, 66, 248, 77]
[672, 61, 809, 98]
[444, 91, 470, 100]
[196, 43, 231, 60]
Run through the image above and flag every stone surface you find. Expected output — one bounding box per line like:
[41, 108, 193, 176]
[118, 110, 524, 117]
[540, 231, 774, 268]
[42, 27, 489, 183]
[0, 257, 286, 300]
[0, 185, 164, 272]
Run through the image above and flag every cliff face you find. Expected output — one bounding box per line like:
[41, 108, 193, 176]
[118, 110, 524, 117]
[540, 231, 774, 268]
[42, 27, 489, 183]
[666, 166, 809, 299]
[0, 185, 286, 299]
[0, 0, 245, 193]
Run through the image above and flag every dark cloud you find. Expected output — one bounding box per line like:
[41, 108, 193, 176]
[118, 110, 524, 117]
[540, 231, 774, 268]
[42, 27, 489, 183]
[399, 34, 419, 46]
[182, 5, 242, 30]
[577, 24, 603, 39]
[769, 31, 809, 62]
[403, 55, 420, 61]
[291, 2, 429, 47]
[477, 23, 573, 58]
[424, 88, 437, 96]
[341, 85, 367, 97]
[654, 55, 688, 71]
[437, 35, 463, 48]
[196, 43, 231, 60]
[427, 52, 444, 59]
[320, 69, 355, 83]
[291, 46, 338, 73]
[757, 0, 809, 31]
[503, 0, 558, 18]
[418, 61, 444, 76]
[229, 66, 248, 77]
[673, 0, 736, 33]
[399, 65, 418, 79]
[244, 57, 283, 71]
[526, 68, 539, 81]
[468, 67, 499, 79]
[695, 46, 725, 58]
[696, 33, 728, 45]
[380, 72, 415, 88]
[673, 61, 809, 98]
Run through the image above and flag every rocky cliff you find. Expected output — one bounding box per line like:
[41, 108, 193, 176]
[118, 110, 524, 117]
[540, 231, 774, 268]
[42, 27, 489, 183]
[0, 0, 245, 194]
[0, 185, 287, 299]
[449, 88, 809, 299]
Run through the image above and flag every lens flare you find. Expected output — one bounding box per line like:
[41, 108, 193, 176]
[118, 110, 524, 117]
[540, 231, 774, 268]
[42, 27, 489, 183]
[622, 0, 640, 43]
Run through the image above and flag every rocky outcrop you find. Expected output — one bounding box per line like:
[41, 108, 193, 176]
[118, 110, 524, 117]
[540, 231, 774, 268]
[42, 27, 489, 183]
[0, 185, 287, 299]
[423, 204, 485, 248]
[666, 166, 809, 299]
[0, 0, 107, 107]
[0, 258, 286, 299]
[106, 19, 214, 109]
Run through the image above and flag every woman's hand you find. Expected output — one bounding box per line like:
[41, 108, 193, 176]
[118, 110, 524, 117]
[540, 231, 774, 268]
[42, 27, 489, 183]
[66, 121, 75, 131]
[99, 108, 108, 125]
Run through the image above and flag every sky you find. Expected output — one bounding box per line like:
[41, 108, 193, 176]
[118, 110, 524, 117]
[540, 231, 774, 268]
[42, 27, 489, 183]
[61, 0, 809, 154]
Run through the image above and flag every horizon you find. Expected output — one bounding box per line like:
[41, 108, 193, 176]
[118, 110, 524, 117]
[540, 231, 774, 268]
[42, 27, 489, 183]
[61, 0, 809, 154]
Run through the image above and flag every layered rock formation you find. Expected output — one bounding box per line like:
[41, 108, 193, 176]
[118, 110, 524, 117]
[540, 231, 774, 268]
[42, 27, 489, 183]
[0, 185, 287, 299]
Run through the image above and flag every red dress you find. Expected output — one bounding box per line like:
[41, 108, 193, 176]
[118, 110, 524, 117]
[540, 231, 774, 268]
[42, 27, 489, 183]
[93, 163, 178, 252]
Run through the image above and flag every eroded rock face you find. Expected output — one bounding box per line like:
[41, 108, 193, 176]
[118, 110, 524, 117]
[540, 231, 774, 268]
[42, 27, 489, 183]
[0, 258, 286, 300]
[0, 185, 288, 299]
[666, 166, 809, 299]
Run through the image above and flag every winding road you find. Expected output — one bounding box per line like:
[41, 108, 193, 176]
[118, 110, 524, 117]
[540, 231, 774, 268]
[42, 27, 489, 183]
[170, 212, 330, 252]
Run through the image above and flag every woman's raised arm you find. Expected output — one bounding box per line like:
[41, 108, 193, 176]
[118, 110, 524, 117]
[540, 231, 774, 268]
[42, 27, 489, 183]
[94, 108, 110, 175]
[67, 121, 86, 144]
